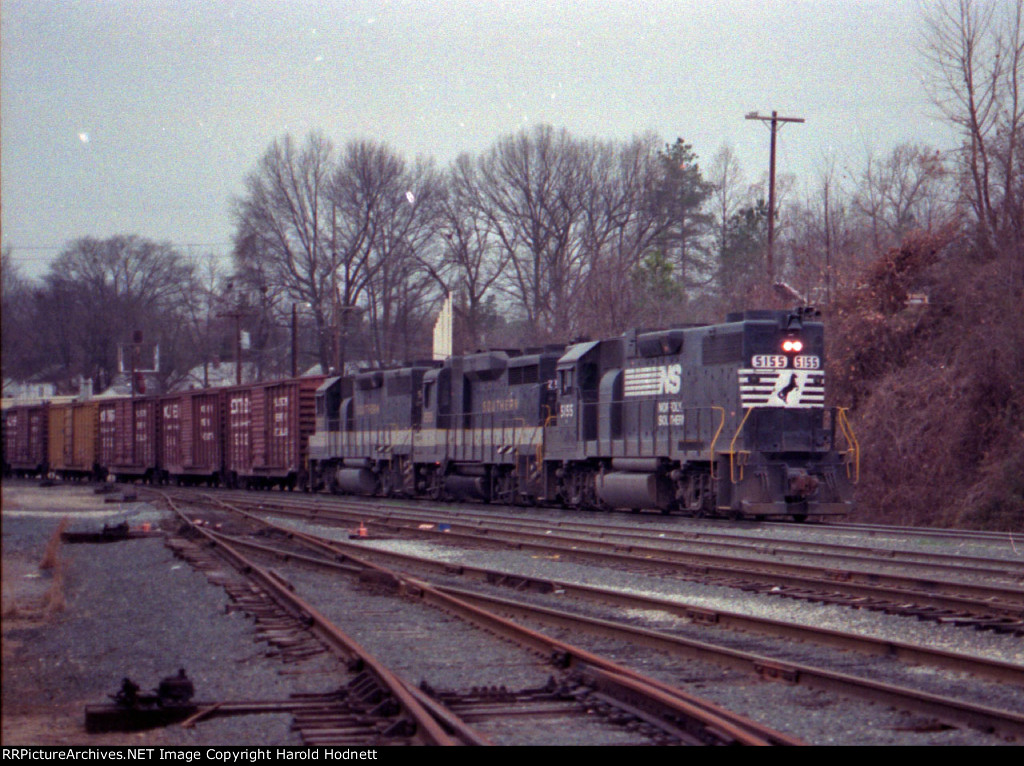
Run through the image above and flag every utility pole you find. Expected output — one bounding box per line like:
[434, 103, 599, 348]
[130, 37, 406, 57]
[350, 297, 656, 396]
[290, 301, 312, 378]
[745, 110, 805, 284]
[218, 282, 247, 385]
[291, 302, 299, 378]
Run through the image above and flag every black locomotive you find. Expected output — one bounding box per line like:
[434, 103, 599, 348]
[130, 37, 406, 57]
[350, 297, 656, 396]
[309, 308, 857, 520]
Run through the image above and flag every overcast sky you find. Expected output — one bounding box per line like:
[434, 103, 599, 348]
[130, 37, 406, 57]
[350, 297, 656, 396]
[2, 0, 958, 278]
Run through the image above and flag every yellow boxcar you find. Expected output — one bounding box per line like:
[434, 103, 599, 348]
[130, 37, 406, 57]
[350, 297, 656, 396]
[48, 400, 102, 479]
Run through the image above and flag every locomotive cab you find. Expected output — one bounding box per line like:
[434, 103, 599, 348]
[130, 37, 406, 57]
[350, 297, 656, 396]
[717, 308, 856, 519]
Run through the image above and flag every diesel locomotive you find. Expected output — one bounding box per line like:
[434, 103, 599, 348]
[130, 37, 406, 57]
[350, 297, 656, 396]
[309, 307, 857, 520]
[2, 307, 857, 520]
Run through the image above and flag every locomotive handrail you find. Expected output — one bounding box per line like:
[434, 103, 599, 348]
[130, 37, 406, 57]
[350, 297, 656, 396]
[727, 408, 754, 484]
[539, 413, 556, 465]
[708, 406, 726, 480]
[836, 407, 860, 483]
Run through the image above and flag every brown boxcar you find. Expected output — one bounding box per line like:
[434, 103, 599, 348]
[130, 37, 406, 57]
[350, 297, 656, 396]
[98, 397, 159, 482]
[159, 390, 223, 485]
[3, 403, 50, 476]
[224, 377, 322, 489]
[48, 400, 102, 480]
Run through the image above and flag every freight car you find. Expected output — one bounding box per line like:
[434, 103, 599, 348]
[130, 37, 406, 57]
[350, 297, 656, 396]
[310, 308, 858, 520]
[159, 389, 224, 486]
[3, 402, 50, 477]
[48, 399, 104, 481]
[7, 307, 856, 520]
[98, 396, 159, 483]
[223, 376, 323, 489]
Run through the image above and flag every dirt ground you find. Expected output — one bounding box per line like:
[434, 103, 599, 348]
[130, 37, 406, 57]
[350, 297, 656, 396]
[1, 483, 172, 746]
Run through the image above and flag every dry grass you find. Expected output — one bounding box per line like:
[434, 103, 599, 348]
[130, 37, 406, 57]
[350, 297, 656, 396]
[1, 584, 23, 619]
[39, 518, 69, 571]
[1, 520, 70, 621]
[40, 561, 66, 614]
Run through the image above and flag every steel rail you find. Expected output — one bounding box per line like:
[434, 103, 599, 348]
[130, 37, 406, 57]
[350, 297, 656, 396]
[187, 490, 1024, 591]
[208, 519, 1024, 688]
[177, 487, 1024, 574]
[252, 496, 1024, 580]
[204, 492, 1023, 621]
[194, 495, 1024, 734]
[182, 497, 802, 745]
[168, 488, 1024, 683]
[378, 512, 1024, 579]
[161, 496, 476, 746]
[428, 584, 1024, 740]
[162, 492, 1024, 735]
[823, 521, 1024, 546]
[202, 517, 1024, 741]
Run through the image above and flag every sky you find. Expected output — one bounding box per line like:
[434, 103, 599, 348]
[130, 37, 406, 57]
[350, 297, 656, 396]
[1, 0, 959, 279]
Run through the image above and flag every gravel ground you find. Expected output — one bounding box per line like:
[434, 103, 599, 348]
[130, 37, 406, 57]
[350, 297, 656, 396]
[0, 483, 665, 747]
[375, 497, 1024, 565]
[316, 531, 1024, 666]
[4, 482, 1021, 747]
[271, 517, 1024, 745]
[276, 566, 646, 746]
[1, 482, 341, 746]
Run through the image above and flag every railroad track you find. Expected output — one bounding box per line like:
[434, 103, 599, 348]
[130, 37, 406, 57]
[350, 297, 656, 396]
[160, 492, 800, 745]
[156, 489, 1024, 743]
[163, 489, 1024, 635]
[162, 517, 474, 745]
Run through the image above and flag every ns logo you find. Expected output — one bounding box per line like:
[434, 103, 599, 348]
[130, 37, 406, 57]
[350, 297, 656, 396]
[624, 363, 682, 397]
[658, 364, 682, 394]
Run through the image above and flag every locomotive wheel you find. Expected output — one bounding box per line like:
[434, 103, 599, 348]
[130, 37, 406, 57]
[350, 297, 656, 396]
[426, 469, 444, 501]
[380, 467, 401, 498]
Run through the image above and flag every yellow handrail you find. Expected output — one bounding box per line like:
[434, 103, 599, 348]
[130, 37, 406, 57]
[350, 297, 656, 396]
[727, 408, 754, 484]
[708, 406, 726, 480]
[836, 407, 860, 482]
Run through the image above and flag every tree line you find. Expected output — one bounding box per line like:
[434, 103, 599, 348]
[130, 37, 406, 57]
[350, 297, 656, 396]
[1, 1, 1018, 396]
[0, 125, 960, 392]
[2, 0, 1022, 528]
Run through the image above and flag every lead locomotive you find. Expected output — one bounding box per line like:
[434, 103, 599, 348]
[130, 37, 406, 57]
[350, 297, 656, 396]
[309, 308, 857, 520]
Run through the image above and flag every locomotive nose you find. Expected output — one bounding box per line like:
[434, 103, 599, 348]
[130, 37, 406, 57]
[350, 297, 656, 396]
[787, 468, 820, 498]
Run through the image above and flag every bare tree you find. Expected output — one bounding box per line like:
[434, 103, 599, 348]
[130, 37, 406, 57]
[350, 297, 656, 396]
[232, 132, 338, 371]
[707, 143, 749, 263]
[233, 135, 441, 372]
[171, 258, 231, 388]
[29, 236, 195, 392]
[922, 0, 1024, 257]
[574, 133, 677, 335]
[327, 141, 439, 370]
[784, 159, 864, 304]
[429, 153, 511, 352]
[359, 153, 443, 365]
[851, 143, 954, 252]
[478, 125, 590, 343]
[1, 248, 42, 383]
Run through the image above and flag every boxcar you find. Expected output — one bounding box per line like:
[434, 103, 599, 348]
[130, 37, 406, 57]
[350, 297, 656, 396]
[159, 389, 224, 485]
[98, 397, 160, 483]
[48, 400, 102, 480]
[224, 377, 323, 489]
[3, 403, 50, 477]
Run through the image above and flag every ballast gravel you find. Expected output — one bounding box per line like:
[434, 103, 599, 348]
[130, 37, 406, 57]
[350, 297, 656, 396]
[3, 483, 1022, 746]
[2, 484, 335, 746]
